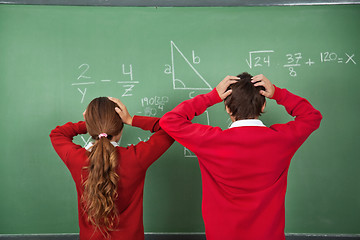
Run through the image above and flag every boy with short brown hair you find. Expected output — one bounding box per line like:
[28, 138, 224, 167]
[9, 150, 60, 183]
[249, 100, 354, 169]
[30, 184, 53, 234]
[160, 74, 322, 240]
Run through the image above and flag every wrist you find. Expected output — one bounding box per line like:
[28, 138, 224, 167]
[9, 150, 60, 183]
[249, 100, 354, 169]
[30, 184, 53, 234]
[211, 88, 223, 103]
[270, 85, 280, 99]
[128, 116, 133, 126]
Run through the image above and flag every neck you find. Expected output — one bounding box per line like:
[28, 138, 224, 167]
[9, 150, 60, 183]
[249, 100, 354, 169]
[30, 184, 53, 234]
[231, 116, 259, 122]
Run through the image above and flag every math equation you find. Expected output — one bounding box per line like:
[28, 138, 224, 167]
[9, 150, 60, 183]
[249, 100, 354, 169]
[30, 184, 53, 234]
[71, 63, 138, 103]
[246, 50, 356, 77]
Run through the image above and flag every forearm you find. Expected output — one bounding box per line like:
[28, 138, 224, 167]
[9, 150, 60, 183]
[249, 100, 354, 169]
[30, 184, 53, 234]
[131, 116, 162, 132]
[159, 88, 222, 150]
[272, 86, 322, 130]
[160, 88, 222, 132]
[49, 121, 87, 163]
[50, 121, 87, 141]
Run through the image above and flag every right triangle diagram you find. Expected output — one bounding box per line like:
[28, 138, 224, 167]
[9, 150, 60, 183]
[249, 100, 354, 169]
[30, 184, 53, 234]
[170, 41, 212, 90]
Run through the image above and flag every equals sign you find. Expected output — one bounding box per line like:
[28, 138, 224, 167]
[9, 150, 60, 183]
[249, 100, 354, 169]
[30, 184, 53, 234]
[338, 58, 343, 63]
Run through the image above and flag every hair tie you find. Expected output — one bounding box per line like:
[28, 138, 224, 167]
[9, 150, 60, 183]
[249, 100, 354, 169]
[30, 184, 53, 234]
[98, 133, 108, 139]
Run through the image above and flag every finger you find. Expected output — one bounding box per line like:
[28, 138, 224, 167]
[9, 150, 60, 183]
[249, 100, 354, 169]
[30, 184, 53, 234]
[259, 90, 271, 98]
[115, 107, 127, 120]
[217, 79, 238, 91]
[224, 75, 240, 81]
[225, 79, 239, 85]
[228, 76, 241, 81]
[109, 97, 126, 109]
[219, 80, 238, 93]
[108, 97, 119, 107]
[108, 97, 116, 102]
[253, 81, 265, 87]
[115, 107, 122, 114]
[117, 101, 126, 110]
[259, 90, 267, 97]
[225, 79, 239, 87]
[251, 75, 262, 82]
[222, 89, 233, 99]
[252, 74, 265, 80]
[109, 96, 120, 104]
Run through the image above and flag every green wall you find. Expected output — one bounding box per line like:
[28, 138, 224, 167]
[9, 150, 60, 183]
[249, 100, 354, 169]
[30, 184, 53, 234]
[0, 4, 359, 234]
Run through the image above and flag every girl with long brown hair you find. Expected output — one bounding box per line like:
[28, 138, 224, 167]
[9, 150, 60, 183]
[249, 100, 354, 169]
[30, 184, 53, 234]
[50, 97, 174, 239]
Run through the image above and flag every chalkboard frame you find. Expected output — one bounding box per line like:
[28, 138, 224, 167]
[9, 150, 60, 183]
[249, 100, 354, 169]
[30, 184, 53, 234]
[0, 0, 360, 6]
[0, 1, 360, 238]
[0, 233, 359, 240]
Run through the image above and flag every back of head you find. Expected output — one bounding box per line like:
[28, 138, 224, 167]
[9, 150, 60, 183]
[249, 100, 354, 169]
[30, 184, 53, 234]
[83, 97, 124, 235]
[85, 97, 123, 140]
[224, 72, 265, 120]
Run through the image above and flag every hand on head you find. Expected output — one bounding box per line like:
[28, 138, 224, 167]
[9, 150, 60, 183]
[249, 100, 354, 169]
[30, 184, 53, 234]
[108, 97, 133, 125]
[216, 75, 240, 100]
[251, 74, 275, 99]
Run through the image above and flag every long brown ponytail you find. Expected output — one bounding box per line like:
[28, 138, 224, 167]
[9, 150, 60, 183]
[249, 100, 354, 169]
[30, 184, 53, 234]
[83, 97, 124, 235]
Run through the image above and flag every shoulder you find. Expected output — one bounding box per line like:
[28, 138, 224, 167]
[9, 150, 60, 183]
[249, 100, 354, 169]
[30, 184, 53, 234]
[65, 147, 89, 172]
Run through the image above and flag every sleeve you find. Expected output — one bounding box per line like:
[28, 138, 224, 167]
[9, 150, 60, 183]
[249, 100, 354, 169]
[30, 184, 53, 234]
[159, 88, 223, 154]
[131, 115, 163, 132]
[270, 85, 323, 145]
[130, 116, 175, 169]
[49, 121, 87, 167]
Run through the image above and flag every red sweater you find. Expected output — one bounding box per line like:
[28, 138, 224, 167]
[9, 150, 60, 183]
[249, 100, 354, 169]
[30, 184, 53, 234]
[50, 116, 174, 240]
[160, 86, 322, 240]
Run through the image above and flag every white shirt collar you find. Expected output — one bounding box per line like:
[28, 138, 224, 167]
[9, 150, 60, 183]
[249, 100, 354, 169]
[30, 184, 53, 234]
[85, 141, 119, 151]
[229, 119, 266, 128]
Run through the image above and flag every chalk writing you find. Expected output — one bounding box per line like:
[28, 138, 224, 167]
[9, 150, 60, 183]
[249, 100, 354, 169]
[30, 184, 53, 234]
[320, 52, 356, 64]
[137, 136, 150, 142]
[77, 63, 92, 81]
[283, 52, 303, 77]
[138, 96, 169, 116]
[77, 88, 87, 104]
[165, 41, 212, 90]
[246, 50, 274, 69]
[345, 53, 356, 64]
[246, 50, 356, 77]
[184, 147, 197, 158]
[80, 135, 92, 147]
[305, 58, 315, 66]
[192, 50, 200, 64]
[72, 63, 139, 103]
[141, 96, 169, 110]
[122, 85, 135, 97]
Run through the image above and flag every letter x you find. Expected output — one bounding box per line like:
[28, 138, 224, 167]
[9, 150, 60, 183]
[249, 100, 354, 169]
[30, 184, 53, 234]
[345, 53, 356, 64]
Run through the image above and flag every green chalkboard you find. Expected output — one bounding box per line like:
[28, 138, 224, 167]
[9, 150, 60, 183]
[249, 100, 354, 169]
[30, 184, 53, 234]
[0, 4, 359, 235]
